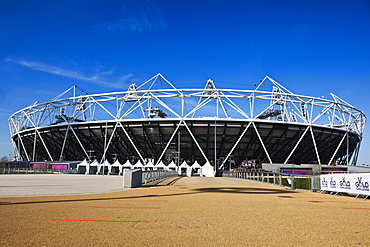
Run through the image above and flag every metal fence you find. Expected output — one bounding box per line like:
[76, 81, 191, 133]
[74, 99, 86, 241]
[0, 168, 77, 174]
[142, 170, 178, 185]
[221, 169, 321, 191]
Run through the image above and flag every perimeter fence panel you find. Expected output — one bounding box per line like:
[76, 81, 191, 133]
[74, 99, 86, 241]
[221, 169, 321, 191]
[142, 170, 178, 184]
[0, 168, 77, 174]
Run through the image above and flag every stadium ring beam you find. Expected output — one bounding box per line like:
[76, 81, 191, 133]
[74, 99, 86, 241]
[8, 73, 366, 169]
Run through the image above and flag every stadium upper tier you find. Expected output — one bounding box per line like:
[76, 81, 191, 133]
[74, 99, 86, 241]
[8, 74, 366, 168]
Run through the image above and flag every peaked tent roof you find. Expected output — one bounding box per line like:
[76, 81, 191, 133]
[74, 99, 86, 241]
[145, 161, 155, 167]
[203, 161, 213, 167]
[156, 161, 166, 168]
[133, 160, 144, 167]
[122, 160, 132, 168]
[90, 160, 100, 166]
[112, 160, 122, 167]
[77, 159, 90, 166]
[201, 161, 215, 177]
[180, 161, 190, 168]
[191, 161, 201, 168]
[168, 161, 177, 168]
[103, 160, 111, 166]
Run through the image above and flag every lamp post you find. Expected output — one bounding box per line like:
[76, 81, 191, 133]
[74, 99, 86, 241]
[178, 131, 181, 173]
[214, 117, 217, 173]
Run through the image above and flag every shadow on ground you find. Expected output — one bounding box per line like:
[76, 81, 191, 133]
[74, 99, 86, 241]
[0, 177, 296, 206]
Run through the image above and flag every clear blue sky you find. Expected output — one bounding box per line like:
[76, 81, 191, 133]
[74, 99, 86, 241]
[0, 0, 370, 164]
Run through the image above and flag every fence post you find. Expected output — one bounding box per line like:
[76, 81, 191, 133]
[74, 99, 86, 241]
[291, 175, 294, 190]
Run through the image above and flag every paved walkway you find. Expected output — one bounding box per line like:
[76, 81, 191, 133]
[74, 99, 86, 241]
[0, 175, 369, 246]
[0, 174, 125, 197]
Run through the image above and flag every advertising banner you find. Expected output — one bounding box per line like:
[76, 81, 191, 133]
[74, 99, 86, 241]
[320, 173, 370, 196]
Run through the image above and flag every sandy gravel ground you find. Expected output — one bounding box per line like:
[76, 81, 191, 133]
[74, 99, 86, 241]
[0, 176, 369, 246]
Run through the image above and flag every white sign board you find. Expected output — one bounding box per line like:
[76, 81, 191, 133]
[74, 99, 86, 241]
[320, 173, 370, 196]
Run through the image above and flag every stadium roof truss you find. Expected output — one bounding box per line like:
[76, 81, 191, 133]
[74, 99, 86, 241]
[8, 73, 366, 167]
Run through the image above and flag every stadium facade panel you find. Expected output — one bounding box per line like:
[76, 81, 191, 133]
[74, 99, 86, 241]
[8, 74, 366, 169]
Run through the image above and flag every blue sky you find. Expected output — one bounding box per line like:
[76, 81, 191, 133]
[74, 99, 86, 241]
[0, 0, 370, 164]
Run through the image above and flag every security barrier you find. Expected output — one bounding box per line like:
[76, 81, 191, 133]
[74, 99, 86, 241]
[320, 173, 370, 199]
[142, 170, 178, 185]
[221, 169, 321, 191]
[0, 168, 77, 174]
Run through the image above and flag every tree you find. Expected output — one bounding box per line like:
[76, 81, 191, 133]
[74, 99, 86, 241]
[0, 156, 8, 168]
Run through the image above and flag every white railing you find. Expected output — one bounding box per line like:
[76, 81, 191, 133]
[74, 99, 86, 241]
[221, 169, 321, 191]
[0, 168, 77, 174]
[141, 170, 178, 184]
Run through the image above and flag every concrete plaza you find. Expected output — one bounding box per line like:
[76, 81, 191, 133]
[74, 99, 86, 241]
[0, 174, 125, 197]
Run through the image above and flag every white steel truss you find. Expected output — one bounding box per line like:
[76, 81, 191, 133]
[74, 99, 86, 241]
[8, 73, 366, 167]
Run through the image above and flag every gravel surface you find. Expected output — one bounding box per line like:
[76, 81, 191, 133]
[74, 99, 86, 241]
[0, 176, 369, 246]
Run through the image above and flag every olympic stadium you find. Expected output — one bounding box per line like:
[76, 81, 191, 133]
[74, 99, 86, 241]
[8, 74, 366, 171]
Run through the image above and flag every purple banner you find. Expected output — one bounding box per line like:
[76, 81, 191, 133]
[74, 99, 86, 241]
[33, 163, 47, 169]
[52, 164, 67, 170]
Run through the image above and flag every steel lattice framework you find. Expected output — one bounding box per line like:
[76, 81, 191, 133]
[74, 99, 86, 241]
[8, 74, 366, 168]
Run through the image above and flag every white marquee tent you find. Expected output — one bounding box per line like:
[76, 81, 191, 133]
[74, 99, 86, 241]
[179, 161, 191, 176]
[167, 161, 177, 171]
[200, 161, 215, 177]
[145, 160, 156, 171]
[122, 160, 132, 170]
[77, 159, 90, 175]
[98, 160, 111, 174]
[156, 160, 168, 170]
[112, 160, 123, 175]
[133, 160, 145, 171]
[191, 161, 202, 174]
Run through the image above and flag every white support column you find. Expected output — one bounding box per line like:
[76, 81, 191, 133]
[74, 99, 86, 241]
[24, 112, 53, 161]
[219, 121, 252, 170]
[350, 141, 361, 166]
[118, 122, 145, 163]
[59, 126, 70, 161]
[70, 127, 90, 159]
[102, 121, 108, 163]
[216, 93, 219, 117]
[183, 121, 210, 164]
[346, 130, 349, 166]
[17, 133, 30, 161]
[250, 92, 255, 118]
[309, 126, 322, 165]
[36, 129, 54, 161]
[284, 126, 310, 164]
[32, 131, 37, 161]
[218, 96, 229, 118]
[157, 120, 183, 163]
[181, 92, 185, 117]
[10, 139, 18, 160]
[309, 101, 314, 123]
[100, 122, 118, 163]
[327, 132, 347, 166]
[252, 122, 273, 164]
